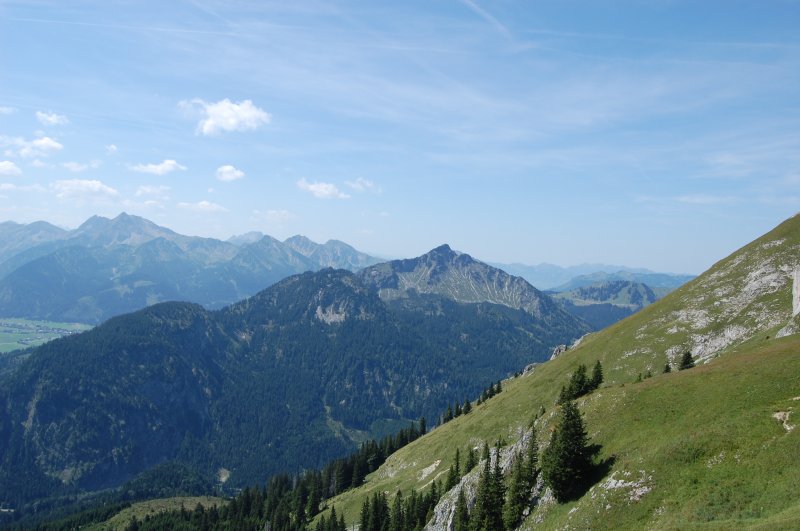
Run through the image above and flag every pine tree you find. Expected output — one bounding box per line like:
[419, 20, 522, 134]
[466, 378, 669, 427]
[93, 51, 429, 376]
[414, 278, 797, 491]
[455, 401, 463, 417]
[541, 401, 592, 502]
[444, 404, 454, 422]
[524, 425, 539, 497]
[679, 351, 695, 370]
[465, 447, 477, 473]
[469, 449, 492, 531]
[663, 362, 672, 373]
[389, 491, 404, 531]
[453, 488, 470, 531]
[419, 416, 427, 435]
[590, 360, 603, 390]
[463, 399, 472, 414]
[503, 451, 527, 529]
[446, 448, 461, 490]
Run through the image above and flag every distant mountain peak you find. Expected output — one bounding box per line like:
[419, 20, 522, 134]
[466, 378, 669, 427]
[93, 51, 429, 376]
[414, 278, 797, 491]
[359, 246, 589, 332]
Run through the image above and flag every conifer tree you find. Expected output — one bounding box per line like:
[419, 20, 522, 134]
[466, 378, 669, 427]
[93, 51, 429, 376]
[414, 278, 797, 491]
[446, 448, 461, 490]
[503, 451, 527, 529]
[389, 491, 404, 531]
[455, 401, 463, 417]
[453, 488, 470, 531]
[590, 360, 603, 390]
[679, 351, 695, 370]
[663, 362, 672, 373]
[465, 447, 477, 473]
[541, 401, 592, 502]
[463, 399, 472, 414]
[485, 443, 506, 530]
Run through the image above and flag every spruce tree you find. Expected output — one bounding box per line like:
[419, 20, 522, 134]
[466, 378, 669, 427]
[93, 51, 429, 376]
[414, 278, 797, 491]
[679, 351, 695, 370]
[389, 491, 404, 531]
[463, 399, 472, 414]
[446, 448, 461, 490]
[465, 447, 477, 473]
[663, 362, 671, 373]
[453, 488, 470, 531]
[590, 360, 603, 390]
[485, 444, 506, 531]
[444, 404, 453, 422]
[503, 451, 527, 529]
[541, 401, 592, 502]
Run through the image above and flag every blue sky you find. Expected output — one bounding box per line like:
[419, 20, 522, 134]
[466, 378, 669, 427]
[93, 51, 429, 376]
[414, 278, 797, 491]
[1, 1, 798, 273]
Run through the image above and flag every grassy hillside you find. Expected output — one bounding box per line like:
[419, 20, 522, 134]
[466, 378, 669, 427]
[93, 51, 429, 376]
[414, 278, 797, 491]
[317, 333, 799, 529]
[87, 496, 226, 531]
[316, 214, 800, 529]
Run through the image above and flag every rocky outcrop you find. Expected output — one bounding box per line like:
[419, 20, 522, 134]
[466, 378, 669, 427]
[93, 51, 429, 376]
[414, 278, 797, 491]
[425, 428, 539, 530]
[550, 344, 568, 360]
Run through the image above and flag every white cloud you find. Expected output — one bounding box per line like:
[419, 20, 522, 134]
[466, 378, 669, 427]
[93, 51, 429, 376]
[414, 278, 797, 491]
[345, 177, 380, 193]
[62, 162, 88, 172]
[52, 179, 119, 199]
[0, 182, 46, 193]
[135, 185, 171, 200]
[36, 111, 69, 126]
[177, 200, 227, 213]
[0, 161, 22, 176]
[180, 98, 271, 136]
[216, 164, 245, 182]
[676, 194, 739, 205]
[297, 178, 350, 199]
[31, 159, 51, 168]
[131, 159, 187, 175]
[0, 135, 63, 158]
[106, 144, 118, 154]
[61, 160, 100, 172]
[0, 106, 16, 115]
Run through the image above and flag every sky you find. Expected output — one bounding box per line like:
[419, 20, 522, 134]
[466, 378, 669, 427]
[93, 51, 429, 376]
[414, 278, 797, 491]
[1, 1, 798, 274]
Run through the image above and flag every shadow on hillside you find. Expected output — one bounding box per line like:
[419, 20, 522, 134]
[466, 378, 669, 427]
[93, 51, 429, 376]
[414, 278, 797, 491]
[563, 445, 616, 502]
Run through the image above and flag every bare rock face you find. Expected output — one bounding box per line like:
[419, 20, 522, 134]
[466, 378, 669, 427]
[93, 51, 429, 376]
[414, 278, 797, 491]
[425, 429, 538, 531]
[550, 344, 568, 360]
[793, 268, 800, 317]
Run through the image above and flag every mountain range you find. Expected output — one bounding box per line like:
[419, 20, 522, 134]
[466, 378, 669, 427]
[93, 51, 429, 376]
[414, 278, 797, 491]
[0, 245, 589, 515]
[0, 213, 381, 324]
[491, 261, 693, 291]
[549, 279, 668, 330]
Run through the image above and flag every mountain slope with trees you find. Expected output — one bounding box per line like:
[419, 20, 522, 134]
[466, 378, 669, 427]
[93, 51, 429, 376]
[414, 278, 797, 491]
[0, 261, 587, 517]
[289, 214, 800, 530]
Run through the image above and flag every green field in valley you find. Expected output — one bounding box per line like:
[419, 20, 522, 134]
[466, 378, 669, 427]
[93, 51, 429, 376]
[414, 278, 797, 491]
[0, 318, 91, 353]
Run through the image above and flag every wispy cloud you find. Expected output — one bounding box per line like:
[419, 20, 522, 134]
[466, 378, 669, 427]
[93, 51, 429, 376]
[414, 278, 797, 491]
[0, 106, 16, 115]
[51, 179, 119, 199]
[61, 160, 101, 173]
[297, 178, 350, 199]
[135, 185, 171, 200]
[0, 182, 46, 193]
[216, 164, 245, 181]
[676, 194, 740, 205]
[177, 200, 227, 212]
[180, 98, 271, 136]
[131, 159, 187, 175]
[253, 208, 295, 225]
[0, 135, 63, 158]
[459, 0, 511, 37]
[35, 111, 69, 126]
[345, 177, 380, 193]
[106, 144, 118, 154]
[0, 161, 22, 176]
